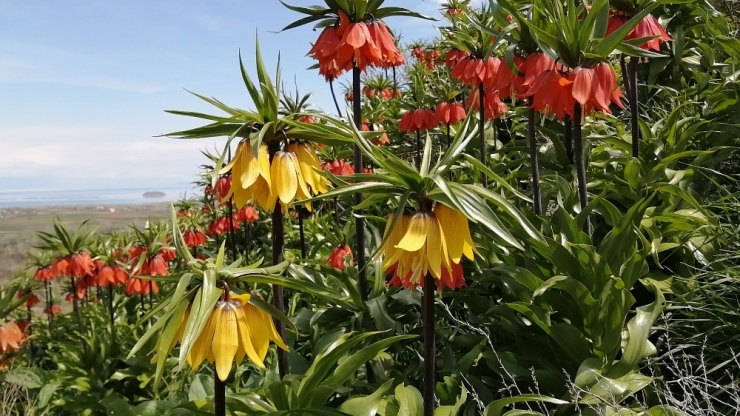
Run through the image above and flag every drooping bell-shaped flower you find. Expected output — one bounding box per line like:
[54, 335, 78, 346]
[326, 245, 354, 271]
[399, 109, 436, 133]
[187, 292, 288, 381]
[435, 102, 466, 125]
[606, 13, 672, 51]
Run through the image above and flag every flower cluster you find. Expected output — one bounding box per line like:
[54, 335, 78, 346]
[308, 11, 404, 80]
[184, 292, 288, 381]
[381, 203, 476, 290]
[225, 142, 328, 212]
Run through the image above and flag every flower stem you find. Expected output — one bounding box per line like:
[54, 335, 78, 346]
[620, 55, 632, 100]
[528, 107, 542, 216]
[423, 273, 436, 416]
[269, 142, 289, 379]
[329, 79, 343, 118]
[564, 115, 573, 164]
[108, 285, 115, 341]
[352, 65, 368, 301]
[478, 83, 487, 187]
[45, 281, 52, 326]
[71, 277, 83, 332]
[573, 103, 591, 236]
[416, 130, 422, 170]
[628, 57, 640, 159]
[214, 374, 226, 416]
[298, 209, 306, 258]
[227, 199, 237, 261]
[243, 222, 250, 263]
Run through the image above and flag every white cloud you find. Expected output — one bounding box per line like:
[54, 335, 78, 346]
[0, 123, 223, 188]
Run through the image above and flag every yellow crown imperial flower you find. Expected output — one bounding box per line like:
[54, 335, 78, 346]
[225, 143, 273, 211]
[287, 142, 329, 196]
[380, 203, 477, 286]
[187, 292, 288, 381]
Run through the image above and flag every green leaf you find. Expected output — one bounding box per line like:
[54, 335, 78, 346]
[188, 374, 215, 401]
[3, 367, 44, 389]
[394, 384, 423, 416]
[484, 394, 567, 416]
[323, 335, 415, 386]
[338, 379, 394, 416]
[607, 282, 664, 378]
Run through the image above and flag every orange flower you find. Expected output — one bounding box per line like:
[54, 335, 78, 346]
[368, 20, 405, 68]
[0, 322, 25, 354]
[51, 257, 69, 278]
[235, 205, 259, 224]
[527, 68, 575, 120]
[325, 245, 353, 271]
[373, 131, 391, 146]
[34, 266, 54, 282]
[183, 229, 207, 247]
[67, 252, 95, 278]
[451, 56, 499, 87]
[363, 85, 376, 99]
[322, 160, 354, 176]
[147, 255, 169, 277]
[216, 175, 232, 202]
[399, 109, 436, 133]
[445, 48, 469, 69]
[208, 216, 240, 236]
[387, 262, 466, 290]
[16, 291, 40, 308]
[491, 55, 528, 101]
[435, 102, 466, 125]
[44, 305, 62, 315]
[521, 52, 557, 90]
[125, 278, 159, 296]
[570, 63, 625, 115]
[95, 265, 128, 287]
[466, 89, 508, 120]
[606, 14, 671, 51]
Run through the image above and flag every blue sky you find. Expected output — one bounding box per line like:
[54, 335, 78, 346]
[0, 0, 452, 192]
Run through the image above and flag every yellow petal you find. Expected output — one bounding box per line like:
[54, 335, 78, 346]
[187, 307, 218, 371]
[243, 303, 270, 361]
[258, 307, 288, 351]
[434, 203, 474, 263]
[426, 216, 445, 279]
[239, 143, 260, 189]
[234, 305, 264, 368]
[258, 145, 272, 188]
[395, 213, 429, 252]
[272, 153, 298, 204]
[290, 152, 312, 201]
[212, 305, 239, 381]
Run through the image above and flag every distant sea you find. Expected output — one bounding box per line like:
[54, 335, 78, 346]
[0, 186, 200, 208]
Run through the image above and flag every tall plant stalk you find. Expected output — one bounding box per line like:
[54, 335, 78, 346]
[214, 377, 226, 416]
[329, 80, 343, 118]
[573, 103, 592, 236]
[628, 57, 640, 158]
[227, 200, 237, 261]
[107, 285, 115, 341]
[416, 130, 422, 170]
[564, 115, 573, 164]
[527, 107, 542, 215]
[352, 65, 368, 300]
[269, 142, 289, 378]
[478, 83, 488, 187]
[45, 281, 52, 326]
[423, 274, 435, 416]
[70, 277, 83, 332]
[298, 210, 306, 258]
